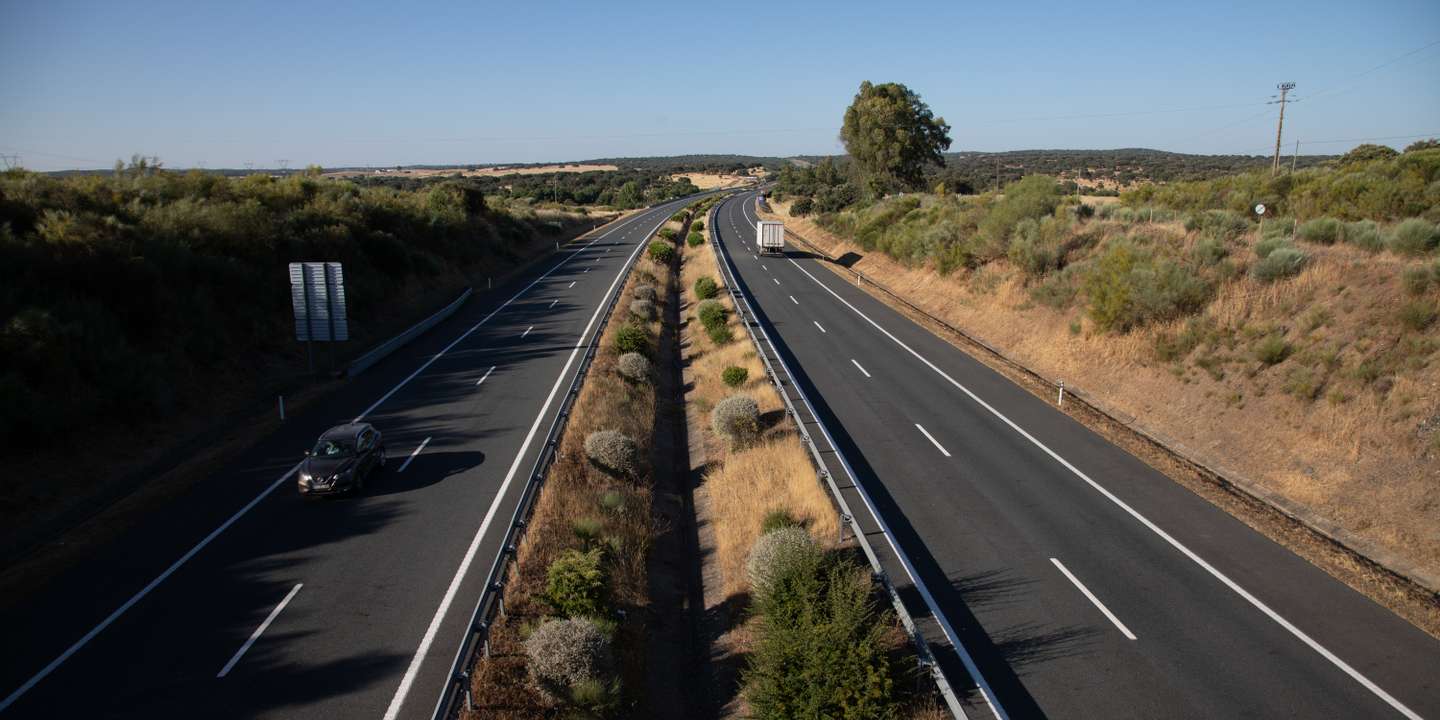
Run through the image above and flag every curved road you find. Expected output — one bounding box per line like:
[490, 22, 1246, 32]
[712, 190, 1438, 719]
[0, 195, 706, 719]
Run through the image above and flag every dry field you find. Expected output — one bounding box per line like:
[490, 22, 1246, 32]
[765, 200, 1440, 599]
[669, 172, 759, 190]
[325, 163, 618, 179]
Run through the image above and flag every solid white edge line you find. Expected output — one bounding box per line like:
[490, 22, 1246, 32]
[813, 320, 826, 333]
[397, 436, 430, 473]
[851, 358, 871, 378]
[721, 193, 1003, 720]
[782, 255, 1423, 720]
[389, 204, 675, 720]
[915, 424, 952, 457]
[1051, 558, 1136, 640]
[0, 204, 661, 715]
[216, 583, 304, 677]
[475, 366, 495, 387]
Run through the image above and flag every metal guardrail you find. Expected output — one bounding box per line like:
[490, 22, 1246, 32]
[428, 199, 699, 720]
[346, 287, 473, 378]
[706, 198, 967, 719]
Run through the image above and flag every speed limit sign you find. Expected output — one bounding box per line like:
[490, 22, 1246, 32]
[1255, 203, 1266, 215]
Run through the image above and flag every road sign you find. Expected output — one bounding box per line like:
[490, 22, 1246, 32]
[1254, 203, 1266, 215]
[288, 262, 348, 342]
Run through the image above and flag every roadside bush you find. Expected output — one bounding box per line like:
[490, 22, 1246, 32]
[657, 227, 678, 241]
[1261, 217, 1296, 238]
[707, 323, 735, 344]
[1007, 217, 1064, 277]
[690, 219, 704, 231]
[648, 240, 675, 263]
[616, 352, 651, 382]
[544, 548, 609, 619]
[697, 298, 726, 328]
[1297, 217, 1342, 245]
[1192, 237, 1228, 266]
[1399, 300, 1437, 331]
[1192, 209, 1250, 241]
[584, 429, 638, 476]
[1388, 218, 1440, 256]
[1252, 246, 1308, 282]
[711, 394, 760, 447]
[632, 283, 656, 302]
[1343, 220, 1385, 252]
[790, 196, 815, 216]
[746, 559, 899, 720]
[670, 211, 687, 222]
[721, 365, 749, 387]
[1083, 241, 1212, 332]
[1254, 235, 1292, 259]
[613, 321, 650, 356]
[745, 526, 818, 597]
[687, 232, 704, 247]
[628, 298, 656, 321]
[1402, 267, 1433, 296]
[694, 276, 719, 299]
[760, 509, 801, 534]
[525, 617, 614, 699]
[1254, 335, 1292, 365]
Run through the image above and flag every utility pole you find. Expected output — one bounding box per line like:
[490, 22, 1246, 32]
[1291, 139, 1300, 174]
[1269, 82, 1297, 175]
[994, 156, 1000, 191]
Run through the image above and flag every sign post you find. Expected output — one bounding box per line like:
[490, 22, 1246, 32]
[1254, 203, 1266, 239]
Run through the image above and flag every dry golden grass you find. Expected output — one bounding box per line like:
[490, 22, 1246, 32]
[326, 163, 618, 179]
[703, 440, 840, 598]
[764, 200, 1440, 589]
[670, 172, 757, 190]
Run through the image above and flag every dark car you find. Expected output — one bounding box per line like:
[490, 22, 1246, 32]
[298, 423, 385, 496]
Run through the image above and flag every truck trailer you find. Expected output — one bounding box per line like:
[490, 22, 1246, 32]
[757, 220, 785, 256]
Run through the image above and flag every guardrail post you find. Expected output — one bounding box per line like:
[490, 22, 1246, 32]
[839, 513, 852, 543]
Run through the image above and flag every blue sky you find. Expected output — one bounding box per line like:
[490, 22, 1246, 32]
[2, 0, 1437, 171]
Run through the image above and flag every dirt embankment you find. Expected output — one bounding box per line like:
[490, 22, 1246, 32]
[762, 200, 1440, 631]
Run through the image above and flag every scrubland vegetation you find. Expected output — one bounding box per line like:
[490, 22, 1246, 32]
[765, 141, 1440, 589]
[356, 166, 703, 210]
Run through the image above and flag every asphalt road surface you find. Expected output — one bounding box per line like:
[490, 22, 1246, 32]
[712, 191, 1438, 720]
[0, 195, 707, 719]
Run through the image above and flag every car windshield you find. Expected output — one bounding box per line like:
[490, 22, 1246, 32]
[312, 439, 353, 457]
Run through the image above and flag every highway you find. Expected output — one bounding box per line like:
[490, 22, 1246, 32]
[0, 196, 702, 719]
[712, 191, 1440, 719]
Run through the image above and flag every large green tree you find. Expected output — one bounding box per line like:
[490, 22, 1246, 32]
[839, 81, 952, 191]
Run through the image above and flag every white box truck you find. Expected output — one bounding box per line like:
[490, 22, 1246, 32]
[757, 221, 785, 256]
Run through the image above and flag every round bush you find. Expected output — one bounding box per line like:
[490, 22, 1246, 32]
[1253, 235, 1291, 259]
[721, 365, 748, 387]
[1344, 220, 1384, 252]
[648, 240, 675, 264]
[628, 298, 656, 321]
[616, 352, 651, 382]
[632, 283, 656, 302]
[1252, 246, 1308, 282]
[711, 395, 759, 446]
[707, 323, 735, 345]
[657, 227, 678, 241]
[525, 617, 613, 697]
[694, 276, 719, 300]
[1387, 219, 1440, 256]
[613, 321, 649, 356]
[746, 526, 818, 597]
[584, 430, 638, 476]
[696, 299, 725, 328]
[687, 232, 704, 247]
[1297, 217, 1341, 245]
[690, 219, 704, 231]
[544, 548, 609, 619]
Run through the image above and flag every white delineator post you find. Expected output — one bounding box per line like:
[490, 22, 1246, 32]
[1058, 381, 1065, 408]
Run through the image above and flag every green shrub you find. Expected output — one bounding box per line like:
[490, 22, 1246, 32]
[583, 430, 638, 476]
[671, 211, 687, 222]
[1399, 300, 1437, 331]
[687, 232, 704, 247]
[1254, 235, 1292, 259]
[1195, 209, 1250, 241]
[647, 240, 675, 263]
[657, 227, 678, 241]
[722, 365, 749, 387]
[697, 298, 726, 328]
[1297, 217, 1342, 245]
[707, 322, 735, 344]
[1006, 217, 1064, 277]
[544, 549, 610, 619]
[613, 321, 649, 356]
[1388, 218, 1439, 256]
[525, 617, 614, 700]
[1343, 220, 1385, 252]
[694, 276, 719, 299]
[1192, 237, 1228, 265]
[1402, 267, 1433, 296]
[745, 557, 899, 720]
[790, 196, 815, 216]
[1252, 246, 1308, 282]
[760, 509, 801, 534]
[711, 394, 760, 446]
[1254, 335, 1292, 365]
[1261, 217, 1296, 238]
[1083, 241, 1212, 332]
[690, 219, 704, 231]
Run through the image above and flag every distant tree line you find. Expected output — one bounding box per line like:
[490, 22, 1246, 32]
[354, 169, 700, 209]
